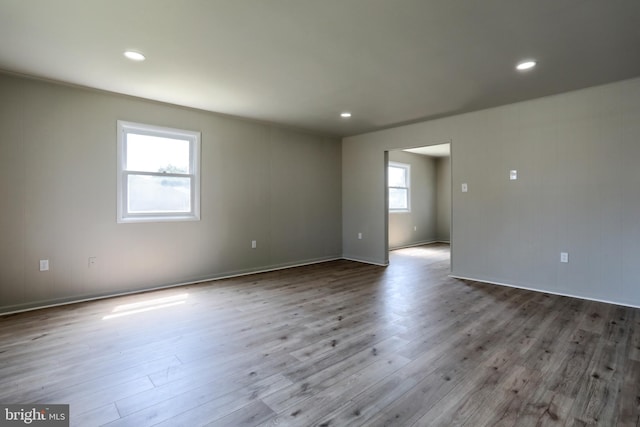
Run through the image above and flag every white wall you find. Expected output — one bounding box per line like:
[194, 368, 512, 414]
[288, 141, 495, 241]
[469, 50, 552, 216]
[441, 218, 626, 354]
[0, 73, 342, 314]
[343, 77, 640, 307]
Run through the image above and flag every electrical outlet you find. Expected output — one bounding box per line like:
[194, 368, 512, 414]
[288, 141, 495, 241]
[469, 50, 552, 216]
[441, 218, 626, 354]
[510, 170, 518, 180]
[251, 240, 257, 249]
[461, 183, 468, 192]
[560, 252, 569, 263]
[39, 260, 49, 271]
[358, 232, 362, 240]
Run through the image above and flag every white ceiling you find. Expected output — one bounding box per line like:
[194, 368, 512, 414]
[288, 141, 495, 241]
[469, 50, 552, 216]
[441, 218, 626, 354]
[1, 1, 640, 137]
[404, 144, 450, 158]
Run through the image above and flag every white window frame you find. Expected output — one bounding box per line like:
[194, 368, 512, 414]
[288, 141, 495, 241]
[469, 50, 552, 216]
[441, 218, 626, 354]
[388, 161, 411, 213]
[117, 120, 201, 223]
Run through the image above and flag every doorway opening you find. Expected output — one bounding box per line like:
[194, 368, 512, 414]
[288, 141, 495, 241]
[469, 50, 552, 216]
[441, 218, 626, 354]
[386, 142, 451, 269]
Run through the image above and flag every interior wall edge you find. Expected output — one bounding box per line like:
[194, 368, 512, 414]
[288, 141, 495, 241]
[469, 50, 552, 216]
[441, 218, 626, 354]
[342, 76, 640, 307]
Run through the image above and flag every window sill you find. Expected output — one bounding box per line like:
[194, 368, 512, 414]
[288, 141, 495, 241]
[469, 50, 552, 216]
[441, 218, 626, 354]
[117, 215, 200, 224]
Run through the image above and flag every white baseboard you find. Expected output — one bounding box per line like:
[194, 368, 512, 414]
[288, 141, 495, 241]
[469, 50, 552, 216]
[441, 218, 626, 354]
[341, 255, 389, 266]
[389, 240, 450, 250]
[0, 256, 342, 316]
[449, 274, 640, 310]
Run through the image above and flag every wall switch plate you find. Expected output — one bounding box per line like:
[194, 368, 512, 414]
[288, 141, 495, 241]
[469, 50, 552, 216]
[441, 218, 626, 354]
[461, 183, 468, 192]
[251, 240, 257, 249]
[39, 259, 49, 271]
[358, 232, 362, 240]
[414, 226, 417, 231]
[560, 252, 569, 263]
[510, 170, 518, 180]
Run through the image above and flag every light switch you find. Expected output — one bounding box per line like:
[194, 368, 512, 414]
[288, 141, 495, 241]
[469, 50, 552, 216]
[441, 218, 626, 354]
[461, 183, 468, 193]
[510, 170, 518, 180]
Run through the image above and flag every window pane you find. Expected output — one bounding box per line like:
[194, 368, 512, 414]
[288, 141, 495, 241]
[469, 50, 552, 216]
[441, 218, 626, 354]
[388, 166, 406, 187]
[389, 188, 408, 210]
[128, 175, 191, 213]
[126, 133, 190, 173]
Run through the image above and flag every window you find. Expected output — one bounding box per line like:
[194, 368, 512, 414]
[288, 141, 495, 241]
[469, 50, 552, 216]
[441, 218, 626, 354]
[388, 162, 410, 212]
[117, 121, 200, 223]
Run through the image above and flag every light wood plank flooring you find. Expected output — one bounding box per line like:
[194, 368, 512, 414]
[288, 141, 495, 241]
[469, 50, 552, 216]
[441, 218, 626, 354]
[1, 243, 639, 426]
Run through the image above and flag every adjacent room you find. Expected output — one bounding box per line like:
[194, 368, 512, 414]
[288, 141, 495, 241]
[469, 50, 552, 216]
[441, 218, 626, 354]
[387, 143, 450, 246]
[386, 143, 451, 280]
[1, 1, 640, 426]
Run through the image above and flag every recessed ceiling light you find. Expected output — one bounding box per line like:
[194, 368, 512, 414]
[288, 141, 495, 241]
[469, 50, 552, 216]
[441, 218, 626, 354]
[124, 51, 146, 61]
[340, 112, 352, 118]
[516, 60, 536, 71]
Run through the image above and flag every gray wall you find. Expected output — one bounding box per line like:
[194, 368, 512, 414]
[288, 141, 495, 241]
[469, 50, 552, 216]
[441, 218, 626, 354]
[343, 77, 640, 308]
[436, 156, 451, 242]
[388, 151, 437, 249]
[0, 73, 342, 314]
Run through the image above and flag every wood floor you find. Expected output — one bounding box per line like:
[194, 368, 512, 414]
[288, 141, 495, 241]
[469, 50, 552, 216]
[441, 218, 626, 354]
[1, 243, 639, 426]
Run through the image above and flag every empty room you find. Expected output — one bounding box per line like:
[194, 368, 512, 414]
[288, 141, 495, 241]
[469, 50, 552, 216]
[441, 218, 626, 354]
[2, 1, 640, 426]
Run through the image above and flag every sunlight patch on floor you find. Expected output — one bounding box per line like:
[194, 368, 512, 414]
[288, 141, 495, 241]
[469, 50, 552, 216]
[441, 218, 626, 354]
[392, 245, 445, 258]
[102, 293, 188, 320]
